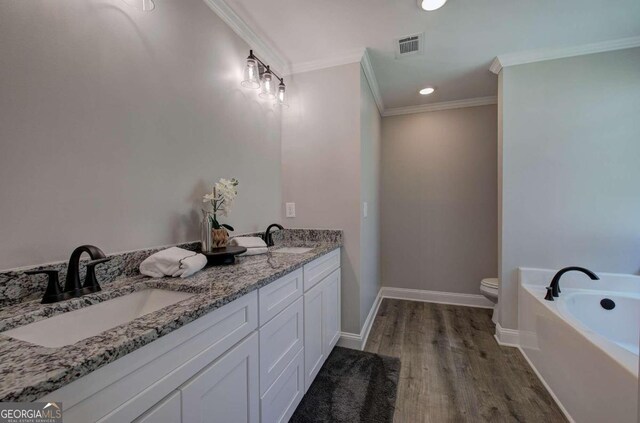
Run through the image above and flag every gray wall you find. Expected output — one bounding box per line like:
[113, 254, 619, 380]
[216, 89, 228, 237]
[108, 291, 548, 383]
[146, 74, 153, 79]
[281, 63, 363, 334]
[499, 48, 640, 329]
[359, 67, 382, 327]
[381, 105, 498, 294]
[281, 62, 382, 335]
[0, 0, 282, 270]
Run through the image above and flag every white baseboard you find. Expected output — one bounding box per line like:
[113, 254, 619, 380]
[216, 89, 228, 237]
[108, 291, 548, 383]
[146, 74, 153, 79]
[494, 323, 520, 347]
[337, 289, 383, 350]
[336, 332, 363, 350]
[380, 287, 494, 309]
[338, 286, 495, 350]
[517, 346, 575, 423]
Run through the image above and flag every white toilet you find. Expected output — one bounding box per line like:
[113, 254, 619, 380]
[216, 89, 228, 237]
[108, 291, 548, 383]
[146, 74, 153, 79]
[480, 278, 499, 323]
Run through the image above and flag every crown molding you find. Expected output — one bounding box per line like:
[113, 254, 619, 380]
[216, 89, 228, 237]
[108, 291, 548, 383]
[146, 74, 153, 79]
[286, 47, 384, 115]
[287, 48, 365, 75]
[202, 0, 288, 74]
[489, 57, 503, 74]
[361, 49, 384, 114]
[382, 96, 497, 117]
[490, 35, 640, 74]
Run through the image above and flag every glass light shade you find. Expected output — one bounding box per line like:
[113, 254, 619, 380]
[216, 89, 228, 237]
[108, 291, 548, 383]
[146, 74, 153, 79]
[419, 87, 435, 95]
[419, 0, 447, 11]
[259, 70, 276, 99]
[122, 0, 155, 11]
[241, 58, 260, 89]
[275, 82, 289, 108]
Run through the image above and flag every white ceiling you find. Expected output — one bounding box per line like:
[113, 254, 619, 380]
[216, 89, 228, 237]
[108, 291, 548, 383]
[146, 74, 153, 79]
[224, 0, 640, 110]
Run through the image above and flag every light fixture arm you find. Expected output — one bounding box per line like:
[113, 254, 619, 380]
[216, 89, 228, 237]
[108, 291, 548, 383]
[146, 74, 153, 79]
[248, 50, 284, 85]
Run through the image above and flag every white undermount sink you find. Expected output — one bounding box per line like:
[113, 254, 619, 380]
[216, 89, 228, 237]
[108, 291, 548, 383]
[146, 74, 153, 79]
[271, 247, 314, 254]
[2, 289, 195, 348]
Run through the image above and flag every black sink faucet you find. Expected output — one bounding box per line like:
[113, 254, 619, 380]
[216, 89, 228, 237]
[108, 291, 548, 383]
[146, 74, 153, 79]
[25, 245, 111, 304]
[544, 266, 599, 301]
[264, 223, 284, 247]
[65, 245, 109, 296]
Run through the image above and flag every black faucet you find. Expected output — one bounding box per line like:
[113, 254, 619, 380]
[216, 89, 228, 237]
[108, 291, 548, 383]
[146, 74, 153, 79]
[64, 245, 109, 296]
[25, 245, 111, 304]
[544, 266, 599, 301]
[264, 223, 284, 247]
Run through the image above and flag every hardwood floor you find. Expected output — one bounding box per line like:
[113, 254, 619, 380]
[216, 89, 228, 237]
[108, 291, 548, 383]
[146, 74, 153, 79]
[364, 299, 567, 423]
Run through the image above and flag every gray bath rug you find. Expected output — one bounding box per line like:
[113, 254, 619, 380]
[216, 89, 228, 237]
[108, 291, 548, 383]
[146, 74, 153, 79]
[290, 346, 400, 423]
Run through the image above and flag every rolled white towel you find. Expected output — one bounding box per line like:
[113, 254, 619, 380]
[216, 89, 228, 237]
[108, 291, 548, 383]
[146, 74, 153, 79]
[229, 237, 269, 256]
[140, 247, 207, 278]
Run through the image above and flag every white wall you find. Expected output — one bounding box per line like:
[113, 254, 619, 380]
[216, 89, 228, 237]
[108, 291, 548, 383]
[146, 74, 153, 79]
[499, 47, 640, 329]
[359, 68, 382, 326]
[381, 105, 498, 294]
[0, 0, 282, 270]
[281, 63, 363, 334]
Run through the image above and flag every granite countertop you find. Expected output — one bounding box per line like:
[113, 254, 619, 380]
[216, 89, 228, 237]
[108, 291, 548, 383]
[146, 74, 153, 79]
[0, 233, 341, 402]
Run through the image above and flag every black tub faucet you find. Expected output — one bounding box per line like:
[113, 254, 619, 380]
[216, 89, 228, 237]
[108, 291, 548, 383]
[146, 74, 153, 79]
[264, 223, 283, 247]
[544, 266, 599, 301]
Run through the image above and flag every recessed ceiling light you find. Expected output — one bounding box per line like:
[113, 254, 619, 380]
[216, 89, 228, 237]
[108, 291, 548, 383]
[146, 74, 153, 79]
[418, 0, 447, 11]
[419, 87, 435, 95]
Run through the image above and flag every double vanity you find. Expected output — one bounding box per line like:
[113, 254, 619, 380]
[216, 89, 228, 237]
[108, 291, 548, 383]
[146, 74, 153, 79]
[0, 229, 342, 423]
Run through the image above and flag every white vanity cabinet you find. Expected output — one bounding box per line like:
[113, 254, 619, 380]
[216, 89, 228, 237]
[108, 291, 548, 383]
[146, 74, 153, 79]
[181, 333, 259, 423]
[302, 249, 341, 391]
[322, 268, 341, 356]
[303, 265, 341, 391]
[132, 391, 181, 423]
[41, 249, 341, 423]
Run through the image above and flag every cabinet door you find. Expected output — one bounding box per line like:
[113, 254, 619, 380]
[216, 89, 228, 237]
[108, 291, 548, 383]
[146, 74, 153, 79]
[303, 282, 325, 392]
[259, 297, 304, 395]
[180, 332, 259, 423]
[133, 391, 181, 423]
[260, 349, 305, 423]
[323, 269, 341, 354]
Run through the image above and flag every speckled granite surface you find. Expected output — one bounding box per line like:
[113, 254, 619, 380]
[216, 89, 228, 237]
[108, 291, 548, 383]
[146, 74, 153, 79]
[271, 228, 342, 245]
[0, 229, 342, 402]
[0, 242, 200, 308]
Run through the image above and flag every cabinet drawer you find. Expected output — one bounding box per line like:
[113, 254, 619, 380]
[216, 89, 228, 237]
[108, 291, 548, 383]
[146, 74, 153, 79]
[259, 297, 304, 395]
[258, 268, 303, 325]
[303, 249, 340, 292]
[133, 391, 181, 423]
[260, 349, 304, 423]
[180, 332, 259, 423]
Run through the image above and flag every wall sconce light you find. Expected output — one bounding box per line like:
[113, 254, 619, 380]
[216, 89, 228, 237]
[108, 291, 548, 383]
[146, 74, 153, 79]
[259, 66, 276, 99]
[241, 50, 287, 108]
[276, 81, 288, 109]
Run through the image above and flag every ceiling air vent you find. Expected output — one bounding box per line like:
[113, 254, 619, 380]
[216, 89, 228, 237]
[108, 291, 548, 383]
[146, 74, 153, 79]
[395, 33, 424, 59]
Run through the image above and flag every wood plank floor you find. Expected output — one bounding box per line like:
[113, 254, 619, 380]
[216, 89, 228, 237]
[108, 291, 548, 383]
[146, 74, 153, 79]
[364, 299, 567, 423]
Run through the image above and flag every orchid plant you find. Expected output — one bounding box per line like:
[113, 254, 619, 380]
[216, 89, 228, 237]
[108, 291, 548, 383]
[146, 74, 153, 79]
[203, 178, 239, 231]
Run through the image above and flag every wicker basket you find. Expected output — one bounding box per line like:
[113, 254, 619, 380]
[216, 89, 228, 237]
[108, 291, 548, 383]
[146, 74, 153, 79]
[211, 228, 229, 248]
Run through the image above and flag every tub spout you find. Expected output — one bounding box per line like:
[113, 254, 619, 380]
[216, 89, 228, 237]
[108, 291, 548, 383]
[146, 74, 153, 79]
[545, 266, 599, 301]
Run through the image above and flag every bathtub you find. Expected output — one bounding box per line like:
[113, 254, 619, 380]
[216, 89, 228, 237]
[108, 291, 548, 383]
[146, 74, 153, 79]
[518, 268, 639, 423]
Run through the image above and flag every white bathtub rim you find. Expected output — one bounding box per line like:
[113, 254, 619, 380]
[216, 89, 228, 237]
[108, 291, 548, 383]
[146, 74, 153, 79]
[518, 267, 640, 293]
[522, 284, 638, 377]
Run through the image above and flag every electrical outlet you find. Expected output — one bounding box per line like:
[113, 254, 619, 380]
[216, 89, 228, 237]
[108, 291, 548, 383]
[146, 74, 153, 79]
[286, 202, 296, 218]
[363, 202, 368, 218]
